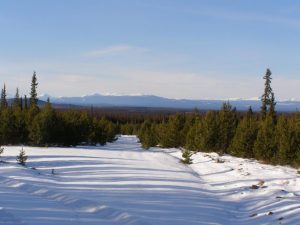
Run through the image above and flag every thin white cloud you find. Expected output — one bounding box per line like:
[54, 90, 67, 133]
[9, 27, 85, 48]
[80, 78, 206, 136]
[85, 45, 148, 57]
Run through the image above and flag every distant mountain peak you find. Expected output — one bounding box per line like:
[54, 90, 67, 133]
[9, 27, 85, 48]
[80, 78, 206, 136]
[223, 97, 261, 101]
[33, 93, 300, 111]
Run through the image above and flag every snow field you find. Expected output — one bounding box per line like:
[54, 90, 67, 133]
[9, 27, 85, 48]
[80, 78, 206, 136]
[0, 135, 299, 224]
[162, 147, 300, 224]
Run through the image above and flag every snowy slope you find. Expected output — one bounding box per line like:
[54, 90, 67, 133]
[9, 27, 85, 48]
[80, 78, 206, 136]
[0, 136, 300, 225]
[159, 148, 300, 224]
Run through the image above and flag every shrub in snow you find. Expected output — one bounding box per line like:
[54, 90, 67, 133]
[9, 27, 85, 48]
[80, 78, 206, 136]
[257, 180, 265, 186]
[250, 185, 259, 189]
[182, 149, 193, 164]
[216, 158, 225, 163]
[16, 148, 28, 166]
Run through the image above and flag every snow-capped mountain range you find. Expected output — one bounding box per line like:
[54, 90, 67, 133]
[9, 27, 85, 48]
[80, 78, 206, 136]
[35, 93, 300, 111]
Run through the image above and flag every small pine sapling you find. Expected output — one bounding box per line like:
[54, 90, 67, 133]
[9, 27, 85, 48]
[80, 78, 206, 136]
[16, 148, 28, 166]
[182, 149, 193, 164]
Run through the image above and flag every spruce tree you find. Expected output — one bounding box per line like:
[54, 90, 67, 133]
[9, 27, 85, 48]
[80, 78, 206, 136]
[13, 88, 21, 109]
[261, 69, 276, 121]
[89, 117, 117, 145]
[13, 104, 27, 144]
[253, 69, 278, 163]
[20, 96, 23, 111]
[159, 114, 184, 148]
[291, 113, 300, 167]
[30, 71, 38, 107]
[105, 120, 118, 143]
[138, 119, 157, 149]
[29, 101, 58, 146]
[275, 116, 291, 165]
[185, 117, 201, 151]
[253, 115, 277, 163]
[218, 102, 238, 154]
[16, 148, 28, 165]
[89, 118, 103, 145]
[120, 123, 135, 135]
[269, 92, 276, 123]
[12, 88, 26, 144]
[199, 111, 219, 152]
[229, 107, 258, 158]
[27, 73, 40, 128]
[274, 115, 300, 165]
[182, 112, 198, 147]
[60, 110, 90, 146]
[182, 149, 193, 164]
[247, 106, 253, 117]
[24, 95, 28, 110]
[0, 84, 8, 110]
[0, 108, 17, 144]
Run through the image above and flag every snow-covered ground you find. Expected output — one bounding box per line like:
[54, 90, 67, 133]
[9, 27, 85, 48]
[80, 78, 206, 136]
[0, 136, 300, 225]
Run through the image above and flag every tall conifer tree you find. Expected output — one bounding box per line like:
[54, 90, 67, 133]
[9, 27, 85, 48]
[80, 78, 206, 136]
[24, 95, 28, 110]
[261, 69, 276, 121]
[229, 107, 258, 158]
[30, 71, 38, 107]
[218, 102, 238, 154]
[0, 84, 8, 110]
[20, 97, 23, 111]
[13, 88, 21, 109]
[138, 119, 157, 149]
[159, 114, 184, 148]
[185, 118, 201, 151]
[199, 111, 219, 152]
[27, 72, 39, 125]
[253, 115, 277, 162]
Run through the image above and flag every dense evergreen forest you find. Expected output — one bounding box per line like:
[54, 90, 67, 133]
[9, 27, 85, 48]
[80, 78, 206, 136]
[0, 72, 118, 147]
[136, 69, 300, 167]
[1, 69, 300, 168]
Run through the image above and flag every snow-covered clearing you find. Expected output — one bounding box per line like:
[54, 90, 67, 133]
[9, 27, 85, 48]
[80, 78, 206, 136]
[0, 135, 300, 225]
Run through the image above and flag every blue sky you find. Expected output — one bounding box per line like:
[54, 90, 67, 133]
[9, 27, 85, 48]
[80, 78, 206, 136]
[1, 0, 300, 99]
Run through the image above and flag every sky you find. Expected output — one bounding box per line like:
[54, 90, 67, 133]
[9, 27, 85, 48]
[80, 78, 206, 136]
[1, 0, 300, 100]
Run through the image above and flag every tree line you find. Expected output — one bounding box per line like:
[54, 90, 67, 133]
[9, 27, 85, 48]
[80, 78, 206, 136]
[0, 72, 118, 147]
[137, 69, 300, 167]
[2, 69, 300, 168]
